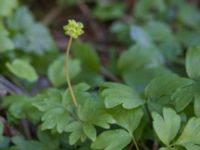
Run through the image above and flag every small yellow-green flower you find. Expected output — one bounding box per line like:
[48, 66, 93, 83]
[63, 19, 84, 39]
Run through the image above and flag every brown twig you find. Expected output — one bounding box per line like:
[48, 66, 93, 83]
[0, 75, 23, 95]
[100, 66, 121, 82]
[21, 120, 32, 139]
[77, 1, 104, 41]
[42, 6, 62, 26]
[152, 140, 159, 150]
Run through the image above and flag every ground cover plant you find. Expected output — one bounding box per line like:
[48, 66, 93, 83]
[0, 0, 200, 150]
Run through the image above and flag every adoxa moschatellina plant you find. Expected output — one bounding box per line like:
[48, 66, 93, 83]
[63, 19, 84, 107]
[62, 19, 142, 150]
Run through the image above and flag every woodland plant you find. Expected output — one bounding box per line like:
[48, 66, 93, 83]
[1, 1, 200, 150]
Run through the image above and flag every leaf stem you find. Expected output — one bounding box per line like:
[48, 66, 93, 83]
[64, 37, 78, 107]
[133, 136, 140, 150]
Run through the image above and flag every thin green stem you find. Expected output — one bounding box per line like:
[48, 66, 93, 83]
[133, 136, 140, 150]
[64, 37, 78, 107]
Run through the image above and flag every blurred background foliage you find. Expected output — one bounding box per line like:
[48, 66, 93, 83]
[1, 0, 200, 92]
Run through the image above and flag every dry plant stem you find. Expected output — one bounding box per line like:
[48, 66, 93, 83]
[64, 37, 78, 107]
[133, 136, 140, 150]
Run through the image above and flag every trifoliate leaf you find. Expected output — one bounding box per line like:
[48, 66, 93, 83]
[41, 107, 71, 133]
[33, 83, 92, 133]
[101, 82, 144, 109]
[145, 74, 193, 112]
[186, 45, 200, 80]
[110, 107, 143, 134]
[33, 88, 63, 111]
[175, 117, 200, 149]
[146, 74, 192, 100]
[66, 93, 115, 143]
[0, 0, 18, 17]
[91, 129, 132, 150]
[152, 108, 181, 146]
[33, 88, 73, 133]
[118, 44, 167, 91]
[6, 6, 55, 55]
[6, 59, 38, 82]
[47, 55, 81, 87]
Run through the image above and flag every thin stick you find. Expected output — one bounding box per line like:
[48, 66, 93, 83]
[64, 37, 78, 107]
[133, 136, 140, 150]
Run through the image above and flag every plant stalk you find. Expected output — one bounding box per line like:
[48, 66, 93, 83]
[64, 37, 78, 107]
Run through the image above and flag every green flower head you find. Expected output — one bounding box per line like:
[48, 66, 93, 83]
[63, 19, 84, 39]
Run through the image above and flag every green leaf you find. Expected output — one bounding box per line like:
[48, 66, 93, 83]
[101, 82, 144, 109]
[110, 107, 143, 134]
[72, 42, 100, 72]
[186, 45, 200, 80]
[144, 21, 181, 61]
[47, 55, 81, 87]
[130, 25, 152, 47]
[175, 117, 200, 149]
[152, 108, 181, 146]
[145, 74, 193, 112]
[65, 121, 86, 145]
[77, 99, 115, 129]
[6, 6, 55, 55]
[66, 95, 115, 143]
[91, 129, 132, 150]
[194, 94, 200, 117]
[72, 42, 103, 86]
[135, 0, 166, 20]
[0, 27, 14, 52]
[178, 4, 200, 29]
[6, 6, 33, 31]
[41, 107, 71, 133]
[33, 83, 92, 134]
[172, 84, 195, 112]
[0, 0, 18, 17]
[146, 74, 192, 100]
[33, 88, 73, 133]
[62, 82, 91, 106]
[82, 123, 96, 141]
[6, 59, 38, 82]
[118, 44, 167, 91]
[2, 95, 40, 121]
[93, 2, 125, 21]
